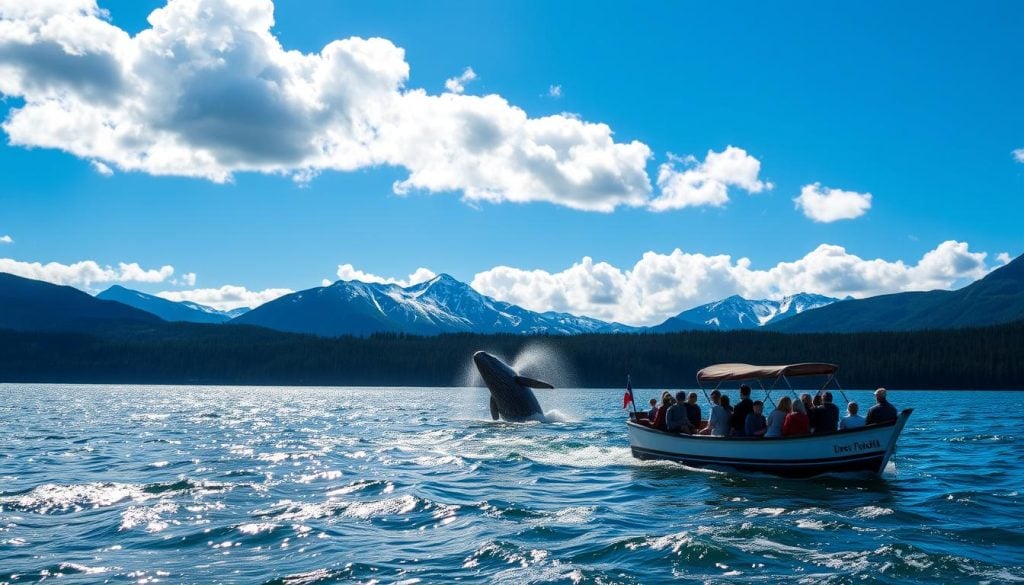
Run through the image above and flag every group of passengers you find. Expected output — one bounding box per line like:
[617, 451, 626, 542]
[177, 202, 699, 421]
[643, 386, 898, 438]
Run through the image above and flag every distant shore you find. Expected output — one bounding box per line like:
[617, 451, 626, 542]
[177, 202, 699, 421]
[1, 320, 1022, 389]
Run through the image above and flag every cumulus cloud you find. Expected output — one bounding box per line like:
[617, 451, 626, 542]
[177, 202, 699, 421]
[548, 84, 561, 98]
[0, 235, 12, 244]
[0, 0, 654, 211]
[444, 67, 476, 94]
[793, 183, 872, 223]
[471, 241, 996, 326]
[334, 263, 436, 287]
[0, 257, 174, 286]
[649, 146, 771, 211]
[997, 252, 1012, 265]
[156, 285, 291, 310]
[1013, 148, 1024, 163]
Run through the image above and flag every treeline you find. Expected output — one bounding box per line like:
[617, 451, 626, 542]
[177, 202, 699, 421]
[0, 320, 1022, 389]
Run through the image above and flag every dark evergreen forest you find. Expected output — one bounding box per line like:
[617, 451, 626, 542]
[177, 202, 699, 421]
[0, 320, 1021, 389]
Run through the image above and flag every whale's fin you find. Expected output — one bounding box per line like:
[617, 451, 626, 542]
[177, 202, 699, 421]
[490, 396, 500, 420]
[515, 376, 554, 389]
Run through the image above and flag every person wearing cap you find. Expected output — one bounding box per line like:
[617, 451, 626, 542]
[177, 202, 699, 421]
[866, 388, 898, 425]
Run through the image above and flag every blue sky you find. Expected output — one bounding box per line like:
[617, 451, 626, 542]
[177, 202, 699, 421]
[0, 0, 1021, 324]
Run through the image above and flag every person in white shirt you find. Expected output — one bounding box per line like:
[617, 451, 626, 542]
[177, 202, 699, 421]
[840, 401, 866, 430]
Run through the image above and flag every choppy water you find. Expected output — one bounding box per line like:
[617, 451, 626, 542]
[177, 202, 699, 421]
[0, 384, 1021, 584]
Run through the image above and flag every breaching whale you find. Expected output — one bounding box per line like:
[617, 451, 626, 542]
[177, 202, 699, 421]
[473, 351, 554, 421]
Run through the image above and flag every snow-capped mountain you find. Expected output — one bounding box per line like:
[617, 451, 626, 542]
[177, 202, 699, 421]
[233, 274, 617, 337]
[97, 285, 249, 324]
[652, 293, 840, 332]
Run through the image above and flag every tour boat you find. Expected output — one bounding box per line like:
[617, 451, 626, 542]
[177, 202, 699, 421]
[626, 363, 912, 478]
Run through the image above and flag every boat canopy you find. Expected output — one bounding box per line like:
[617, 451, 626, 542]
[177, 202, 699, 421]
[697, 362, 838, 382]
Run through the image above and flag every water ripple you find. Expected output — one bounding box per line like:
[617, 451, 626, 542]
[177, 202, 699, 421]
[0, 384, 1021, 583]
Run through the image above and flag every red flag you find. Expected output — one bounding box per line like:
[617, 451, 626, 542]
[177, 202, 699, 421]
[622, 377, 633, 409]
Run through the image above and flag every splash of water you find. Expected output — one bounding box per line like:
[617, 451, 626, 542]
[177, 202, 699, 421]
[510, 342, 578, 389]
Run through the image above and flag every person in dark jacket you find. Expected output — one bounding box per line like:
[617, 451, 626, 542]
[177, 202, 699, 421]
[744, 400, 767, 437]
[814, 392, 840, 433]
[866, 388, 898, 425]
[808, 394, 823, 433]
[666, 391, 695, 434]
[683, 392, 702, 429]
[730, 384, 754, 436]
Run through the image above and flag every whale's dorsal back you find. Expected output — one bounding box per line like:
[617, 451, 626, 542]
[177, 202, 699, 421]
[515, 375, 554, 389]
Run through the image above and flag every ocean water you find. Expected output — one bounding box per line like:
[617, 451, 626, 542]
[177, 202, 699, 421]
[0, 384, 1021, 584]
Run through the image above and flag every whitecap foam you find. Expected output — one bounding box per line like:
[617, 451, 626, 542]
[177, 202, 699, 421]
[120, 501, 179, 532]
[4, 482, 147, 514]
[854, 505, 894, 518]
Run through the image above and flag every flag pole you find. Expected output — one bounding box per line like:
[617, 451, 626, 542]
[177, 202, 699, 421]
[628, 374, 638, 418]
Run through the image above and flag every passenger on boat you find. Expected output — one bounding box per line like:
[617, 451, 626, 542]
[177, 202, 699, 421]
[744, 400, 767, 437]
[764, 397, 790, 438]
[666, 391, 695, 434]
[650, 393, 673, 431]
[783, 398, 811, 437]
[700, 393, 731, 436]
[647, 398, 659, 420]
[840, 401, 865, 430]
[684, 392, 702, 429]
[815, 392, 840, 433]
[866, 388, 898, 425]
[720, 395, 733, 418]
[798, 393, 815, 430]
[809, 394, 823, 433]
[730, 385, 754, 436]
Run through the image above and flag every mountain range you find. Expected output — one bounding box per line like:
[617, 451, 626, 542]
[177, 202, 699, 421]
[0, 252, 1021, 337]
[232, 274, 622, 336]
[0, 273, 160, 332]
[772, 252, 1024, 333]
[97, 285, 248, 324]
[652, 293, 840, 332]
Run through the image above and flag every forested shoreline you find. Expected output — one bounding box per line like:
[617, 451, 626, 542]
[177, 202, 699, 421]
[0, 320, 1022, 389]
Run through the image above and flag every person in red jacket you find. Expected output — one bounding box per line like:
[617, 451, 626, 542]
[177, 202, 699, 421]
[650, 393, 673, 431]
[783, 396, 810, 437]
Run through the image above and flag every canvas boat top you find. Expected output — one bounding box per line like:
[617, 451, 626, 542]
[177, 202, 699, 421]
[696, 362, 838, 382]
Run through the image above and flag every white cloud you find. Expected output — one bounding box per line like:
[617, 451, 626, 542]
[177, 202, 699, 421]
[91, 160, 113, 176]
[169, 271, 196, 286]
[444, 67, 476, 94]
[0, 0, 654, 212]
[649, 146, 771, 211]
[334, 263, 436, 287]
[1013, 148, 1024, 163]
[793, 183, 872, 223]
[0, 257, 174, 286]
[548, 84, 561, 98]
[156, 285, 291, 311]
[0, 235, 12, 244]
[471, 240, 995, 326]
[997, 252, 1011, 265]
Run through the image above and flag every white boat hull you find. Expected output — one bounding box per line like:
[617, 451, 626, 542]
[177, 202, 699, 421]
[627, 409, 912, 478]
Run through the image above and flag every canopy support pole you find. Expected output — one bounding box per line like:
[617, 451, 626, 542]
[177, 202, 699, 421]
[832, 377, 851, 407]
[759, 378, 776, 409]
